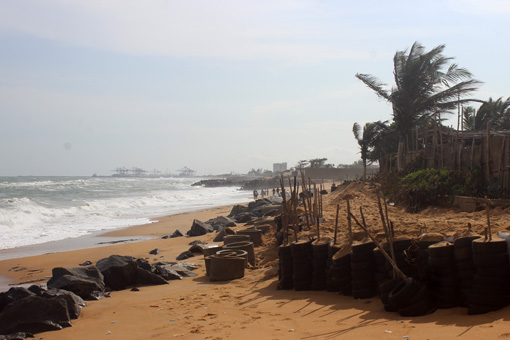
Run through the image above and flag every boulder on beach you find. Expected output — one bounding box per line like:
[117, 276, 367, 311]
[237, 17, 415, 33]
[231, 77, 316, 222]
[228, 205, 247, 217]
[213, 226, 236, 242]
[95, 255, 167, 291]
[40, 288, 85, 320]
[233, 212, 255, 223]
[170, 229, 184, 238]
[0, 288, 35, 314]
[187, 220, 213, 236]
[205, 216, 236, 231]
[176, 251, 194, 261]
[155, 262, 196, 280]
[0, 295, 72, 335]
[46, 266, 105, 300]
[0, 332, 34, 340]
[149, 248, 161, 255]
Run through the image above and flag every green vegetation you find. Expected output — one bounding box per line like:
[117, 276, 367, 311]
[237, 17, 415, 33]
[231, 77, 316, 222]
[352, 41, 510, 210]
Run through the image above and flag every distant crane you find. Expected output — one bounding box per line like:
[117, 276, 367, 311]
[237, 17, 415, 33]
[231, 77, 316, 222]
[177, 166, 196, 177]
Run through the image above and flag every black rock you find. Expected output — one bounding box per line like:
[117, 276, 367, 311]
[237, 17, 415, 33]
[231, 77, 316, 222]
[96, 255, 167, 291]
[130, 287, 140, 292]
[0, 288, 35, 314]
[228, 205, 247, 217]
[205, 216, 236, 231]
[0, 332, 34, 340]
[149, 248, 161, 255]
[188, 240, 204, 246]
[135, 258, 153, 272]
[41, 289, 85, 320]
[155, 262, 197, 279]
[213, 228, 226, 242]
[233, 212, 255, 223]
[27, 285, 46, 296]
[79, 261, 92, 266]
[187, 220, 213, 237]
[170, 230, 184, 238]
[46, 266, 105, 300]
[0, 295, 71, 335]
[176, 251, 194, 261]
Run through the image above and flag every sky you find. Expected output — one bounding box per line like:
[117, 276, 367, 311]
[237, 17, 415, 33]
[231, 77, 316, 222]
[1, 0, 509, 176]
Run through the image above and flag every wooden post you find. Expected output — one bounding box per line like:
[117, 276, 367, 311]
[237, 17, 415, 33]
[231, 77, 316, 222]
[360, 206, 368, 239]
[486, 199, 492, 241]
[334, 204, 340, 245]
[346, 199, 353, 246]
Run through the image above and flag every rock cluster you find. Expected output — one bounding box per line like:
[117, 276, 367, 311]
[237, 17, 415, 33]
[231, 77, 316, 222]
[0, 255, 198, 337]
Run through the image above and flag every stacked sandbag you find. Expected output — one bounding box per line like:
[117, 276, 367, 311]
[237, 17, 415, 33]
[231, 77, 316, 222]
[453, 231, 480, 307]
[291, 240, 313, 291]
[277, 244, 293, 290]
[330, 247, 352, 295]
[468, 237, 510, 314]
[428, 241, 458, 309]
[351, 241, 377, 299]
[326, 241, 343, 292]
[311, 239, 331, 291]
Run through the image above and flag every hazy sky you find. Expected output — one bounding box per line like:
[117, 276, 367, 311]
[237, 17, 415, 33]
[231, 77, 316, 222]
[1, 0, 509, 176]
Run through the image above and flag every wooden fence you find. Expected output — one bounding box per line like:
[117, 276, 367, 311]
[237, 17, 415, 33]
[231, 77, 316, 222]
[379, 130, 510, 198]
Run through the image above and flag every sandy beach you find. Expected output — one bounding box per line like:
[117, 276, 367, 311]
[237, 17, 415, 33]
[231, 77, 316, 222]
[2, 183, 510, 340]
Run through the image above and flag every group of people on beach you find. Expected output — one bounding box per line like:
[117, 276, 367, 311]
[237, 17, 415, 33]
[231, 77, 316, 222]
[253, 188, 281, 199]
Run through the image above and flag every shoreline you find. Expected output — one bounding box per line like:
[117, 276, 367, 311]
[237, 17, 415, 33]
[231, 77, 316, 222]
[0, 203, 242, 290]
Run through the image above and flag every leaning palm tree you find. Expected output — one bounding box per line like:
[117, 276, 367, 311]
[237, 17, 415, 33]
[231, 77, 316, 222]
[353, 121, 387, 180]
[356, 42, 481, 171]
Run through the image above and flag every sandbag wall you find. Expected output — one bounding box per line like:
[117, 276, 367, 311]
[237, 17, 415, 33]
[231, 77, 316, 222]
[277, 235, 510, 316]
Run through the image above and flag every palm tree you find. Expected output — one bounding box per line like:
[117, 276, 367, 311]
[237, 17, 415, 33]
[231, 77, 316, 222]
[356, 42, 481, 171]
[463, 97, 510, 131]
[462, 106, 477, 131]
[353, 121, 387, 180]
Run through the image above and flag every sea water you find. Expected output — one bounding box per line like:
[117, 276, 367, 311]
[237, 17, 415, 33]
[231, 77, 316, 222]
[0, 176, 249, 250]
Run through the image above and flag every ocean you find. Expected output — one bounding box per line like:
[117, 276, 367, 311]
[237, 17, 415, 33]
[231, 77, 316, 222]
[0, 176, 249, 251]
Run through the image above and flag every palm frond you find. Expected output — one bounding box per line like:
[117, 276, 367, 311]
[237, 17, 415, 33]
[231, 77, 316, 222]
[355, 73, 391, 101]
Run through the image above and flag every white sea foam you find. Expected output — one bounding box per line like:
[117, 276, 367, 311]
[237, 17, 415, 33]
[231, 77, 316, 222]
[0, 176, 250, 249]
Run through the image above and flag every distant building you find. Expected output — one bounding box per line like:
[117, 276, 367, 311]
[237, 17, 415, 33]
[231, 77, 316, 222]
[273, 162, 287, 173]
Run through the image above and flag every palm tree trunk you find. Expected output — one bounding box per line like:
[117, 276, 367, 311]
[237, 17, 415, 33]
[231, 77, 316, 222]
[397, 136, 404, 172]
[363, 157, 367, 181]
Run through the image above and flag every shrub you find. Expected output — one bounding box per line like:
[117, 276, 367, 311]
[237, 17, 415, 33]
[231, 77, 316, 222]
[398, 168, 456, 212]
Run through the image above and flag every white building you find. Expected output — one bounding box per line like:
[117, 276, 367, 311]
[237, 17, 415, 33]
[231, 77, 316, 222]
[273, 162, 287, 173]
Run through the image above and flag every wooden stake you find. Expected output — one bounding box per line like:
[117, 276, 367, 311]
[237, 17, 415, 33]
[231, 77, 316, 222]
[346, 199, 353, 246]
[360, 206, 368, 239]
[377, 194, 396, 268]
[334, 204, 340, 245]
[486, 199, 492, 241]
